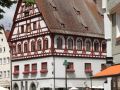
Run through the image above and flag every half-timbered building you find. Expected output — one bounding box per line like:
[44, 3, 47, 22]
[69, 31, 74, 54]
[0, 29, 10, 89]
[9, 0, 106, 90]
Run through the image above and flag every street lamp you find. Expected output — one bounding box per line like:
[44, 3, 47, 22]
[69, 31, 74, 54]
[63, 60, 68, 90]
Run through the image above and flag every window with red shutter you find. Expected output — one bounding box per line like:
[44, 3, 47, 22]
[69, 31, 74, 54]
[101, 64, 107, 71]
[23, 64, 30, 74]
[40, 62, 48, 73]
[66, 62, 75, 72]
[13, 65, 19, 75]
[31, 63, 37, 74]
[85, 63, 92, 73]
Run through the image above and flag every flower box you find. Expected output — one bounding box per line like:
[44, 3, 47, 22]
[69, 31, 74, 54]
[66, 69, 75, 72]
[30, 70, 37, 74]
[13, 71, 19, 75]
[40, 69, 48, 73]
[23, 71, 30, 74]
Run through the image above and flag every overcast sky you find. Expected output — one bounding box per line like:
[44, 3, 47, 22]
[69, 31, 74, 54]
[0, 4, 17, 30]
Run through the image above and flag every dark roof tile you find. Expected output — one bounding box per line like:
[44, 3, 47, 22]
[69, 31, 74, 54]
[36, 0, 104, 38]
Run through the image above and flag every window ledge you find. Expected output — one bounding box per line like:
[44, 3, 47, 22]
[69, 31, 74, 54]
[40, 69, 48, 73]
[85, 69, 92, 73]
[66, 69, 75, 72]
[23, 71, 30, 74]
[13, 71, 19, 75]
[30, 70, 37, 74]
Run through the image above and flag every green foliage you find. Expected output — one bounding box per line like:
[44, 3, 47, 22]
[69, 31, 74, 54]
[24, 0, 35, 6]
[0, 0, 16, 19]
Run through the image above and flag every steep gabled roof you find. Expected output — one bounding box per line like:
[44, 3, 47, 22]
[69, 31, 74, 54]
[9, 0, 104, 40]
[36, 0, 104, 38]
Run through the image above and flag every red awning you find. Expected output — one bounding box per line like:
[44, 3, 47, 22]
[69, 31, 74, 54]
[93, 65, 120, 78]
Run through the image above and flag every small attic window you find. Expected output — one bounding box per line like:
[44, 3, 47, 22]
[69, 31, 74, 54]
[50, 4, 57, 11]
[61, 23, 65, 28]
[73, 7, 80, 15]
[53, 6, 57, 11]
[49, 0, 57, 11]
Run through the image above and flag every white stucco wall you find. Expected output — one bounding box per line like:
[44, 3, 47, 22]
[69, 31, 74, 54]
[0, 29, 10, 88]
[12, 56, 106, 89]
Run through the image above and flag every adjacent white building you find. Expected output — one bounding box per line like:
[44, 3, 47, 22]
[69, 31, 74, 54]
[93, 0, 120, 90]
[0, 29, 10, 89]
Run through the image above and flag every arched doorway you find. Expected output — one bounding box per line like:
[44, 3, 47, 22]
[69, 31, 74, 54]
[13, 83, 19, 90]
[30, 83, 36, 90]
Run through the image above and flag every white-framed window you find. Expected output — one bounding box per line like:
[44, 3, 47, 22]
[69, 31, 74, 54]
[4, 71, 6, 78]
[37, 39, 42, 51]
[77, 39, 83, 50]
[13, 83, 19, 90]
[17, 43, 22, 53]
[56, 37, 63, 49]
[0, 71, 2, 78]
[31, 40, 36, 52]
[44, 38, 48, 50]
[30, 83, 36, 90]
[1, 39, 3, 42]
[101, 41, 106, 52]
[94, 40, 100, 52]
[0, 58, 2, 65]
[67, 38, 73, 50]
[24, 42, 28, 53]
[7, 57, 10, 64]
[3, 47, 5, 52]
[7, 70, 10, 78]
[3, 58, 6, 64]
[85, 39, 91, 51]
[0, 47, 2, 53]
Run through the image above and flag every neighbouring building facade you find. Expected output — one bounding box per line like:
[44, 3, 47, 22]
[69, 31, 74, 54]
[0, 29, 11, 89]
[93, 0, 120, 90]
[103, 0, 120, 64]
[9, 0, 107, 90]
